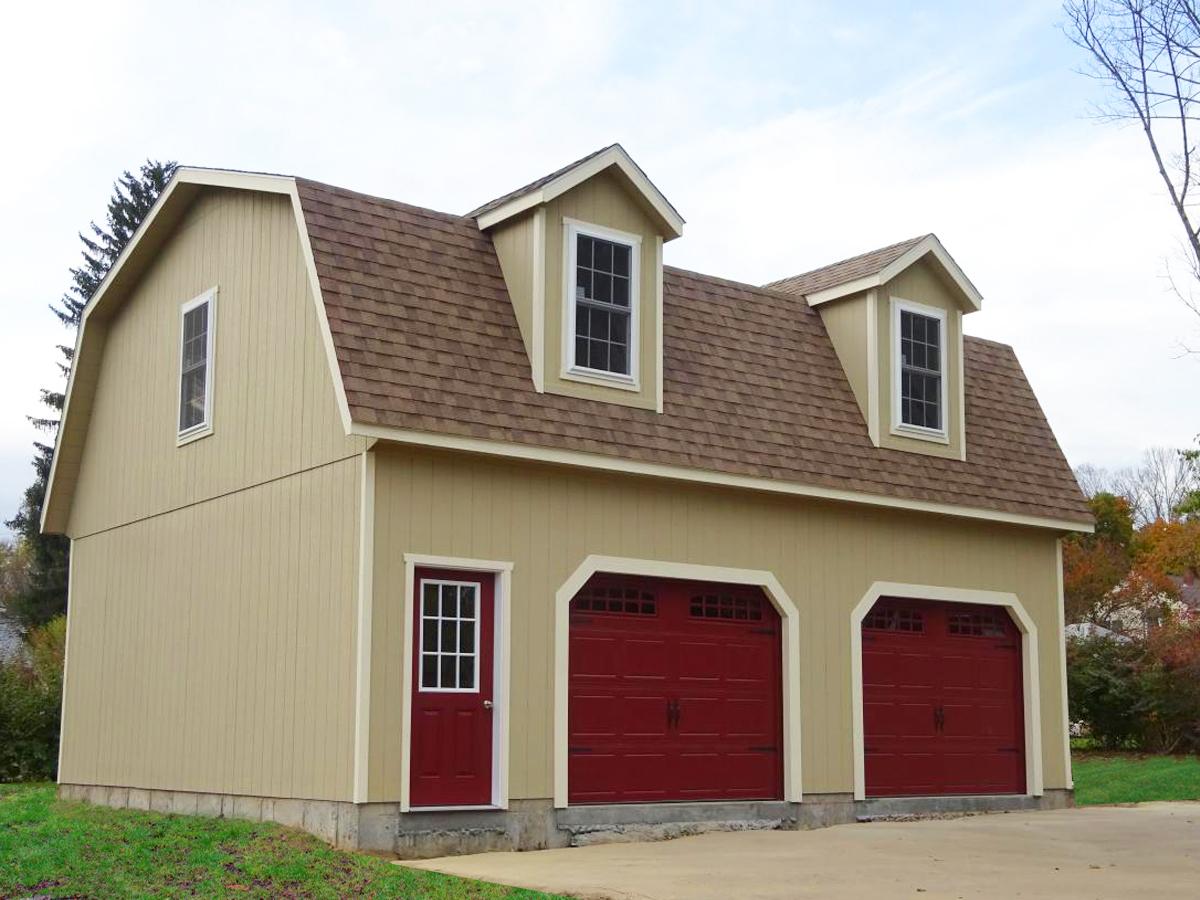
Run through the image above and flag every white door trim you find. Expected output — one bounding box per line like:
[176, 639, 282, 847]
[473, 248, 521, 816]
[400, 553, 514, 813]
[553, 554, 803, 809]
[849, 581, 1043, 801]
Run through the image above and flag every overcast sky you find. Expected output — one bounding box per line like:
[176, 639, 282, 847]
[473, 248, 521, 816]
[1, 0, 1198, 538]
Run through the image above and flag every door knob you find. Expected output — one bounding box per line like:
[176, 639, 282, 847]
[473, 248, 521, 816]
[483, 700, 494, 709]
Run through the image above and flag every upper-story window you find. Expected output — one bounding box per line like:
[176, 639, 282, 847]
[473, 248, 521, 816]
[893, 299, 946, 436]
[566, 221, 640, 381]
[178, 288, 216, 442]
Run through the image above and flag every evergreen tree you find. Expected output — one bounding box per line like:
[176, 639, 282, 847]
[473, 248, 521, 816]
[5, 161, 176, 630]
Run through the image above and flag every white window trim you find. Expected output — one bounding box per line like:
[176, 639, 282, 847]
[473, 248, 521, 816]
[416, 578, 483, 694]
[176, 287, 217, 445]
[561, 217, 641, 391]
[890, 296, 948, 444]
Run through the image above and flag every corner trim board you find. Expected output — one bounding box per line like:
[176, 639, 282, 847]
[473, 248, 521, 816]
[352, 450, 376, 802]
[531, 207, 546, 392]
[849, 581, 1044, 801]
[552, 555, 803, 808]
[1055, 539, 1073, 790]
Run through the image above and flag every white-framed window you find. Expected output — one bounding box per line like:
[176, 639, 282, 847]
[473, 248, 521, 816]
[564, 219, 640, 383]
[891, 297, 947, 439]
[177, 288, 217, 443]
[418, 579, 481, 693]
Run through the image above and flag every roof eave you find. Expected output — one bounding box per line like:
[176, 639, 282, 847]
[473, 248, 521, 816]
[474, 145, 685, 240]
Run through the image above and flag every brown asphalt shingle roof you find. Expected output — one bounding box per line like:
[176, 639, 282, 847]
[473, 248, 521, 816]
[467, 145, 616, 219]
[765, 235, 927, 296]
[296, 178, 1090, 526]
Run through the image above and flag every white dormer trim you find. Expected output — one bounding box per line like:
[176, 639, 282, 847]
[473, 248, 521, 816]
[475, 145, 685, 240]
[560, 217, 642, 392]
[805, 235, 982, 311]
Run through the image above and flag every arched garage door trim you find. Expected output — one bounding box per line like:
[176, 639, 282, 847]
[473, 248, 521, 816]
[554, 556, 802, 809]
[850, 582, 1043, 801]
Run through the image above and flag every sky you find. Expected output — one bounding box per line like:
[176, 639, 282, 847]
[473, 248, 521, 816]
[1, 0, 1198, 538]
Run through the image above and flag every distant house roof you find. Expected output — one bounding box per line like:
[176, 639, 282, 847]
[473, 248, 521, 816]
[1066, 622, 1130, 642]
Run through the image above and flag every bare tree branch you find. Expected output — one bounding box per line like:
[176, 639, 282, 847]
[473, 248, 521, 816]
[1066, 0, 1200, 339]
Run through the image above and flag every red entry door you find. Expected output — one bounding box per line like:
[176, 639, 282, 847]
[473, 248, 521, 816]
[862, 598, 1025, 797]
[410, 568, 494, 807]
[568, 576, 783, 805]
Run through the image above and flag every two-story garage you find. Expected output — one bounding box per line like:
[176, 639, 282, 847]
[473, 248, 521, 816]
[43, 145, 1092, 856]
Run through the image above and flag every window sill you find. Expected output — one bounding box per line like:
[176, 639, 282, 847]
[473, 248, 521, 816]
[562, 366, 641, 393]
[177, 424, 213, 447]
[890, 423, 949, 445]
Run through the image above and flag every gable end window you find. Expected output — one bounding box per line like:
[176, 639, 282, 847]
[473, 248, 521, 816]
[178, 289, 216, 442]
[892, 299, 947, 437]
[565, 221, 640, 382]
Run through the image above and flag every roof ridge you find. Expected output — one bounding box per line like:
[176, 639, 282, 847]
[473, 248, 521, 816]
[466, 144, 620, 218]
[764, 234, 931, 290]
[296, 177, 468, 225]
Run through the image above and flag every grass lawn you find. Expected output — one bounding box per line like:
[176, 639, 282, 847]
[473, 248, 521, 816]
[1072, 751, 1200, 806]
[0, 783, 562, 899]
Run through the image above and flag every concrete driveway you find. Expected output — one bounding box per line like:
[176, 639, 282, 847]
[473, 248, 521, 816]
[402, 803, 1199, 899]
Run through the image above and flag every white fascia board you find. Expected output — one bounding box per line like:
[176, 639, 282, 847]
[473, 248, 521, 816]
[353, 422, 1094, 534]
[878, 235, 982, 311]
[801, 236, 983, 311]
[804, 274, 884, 306]
[475, 146, 685, 239]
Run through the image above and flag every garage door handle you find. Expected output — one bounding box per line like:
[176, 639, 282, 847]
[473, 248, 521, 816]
[933, 705, 945, 732]
[666, 699, 680, 729]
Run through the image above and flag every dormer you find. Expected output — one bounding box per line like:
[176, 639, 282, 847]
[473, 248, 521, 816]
[471, 145, 683, 412]
[768, 235, 982, 461]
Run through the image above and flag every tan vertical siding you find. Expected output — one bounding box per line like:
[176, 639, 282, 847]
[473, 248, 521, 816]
[59, 187, 364, 801]
[491, 213, 536, 368]
[369, 445, 1069, 802]
[60, 455, 360, 800]
[816, 292, 870, 423]
[542, 171, 659, 409]
[67, 189, 363, 539]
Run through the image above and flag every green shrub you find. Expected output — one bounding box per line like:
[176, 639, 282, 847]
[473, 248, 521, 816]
[0, 616, 65, 782]
[1068, 622, 1200, 753]
[1067, 635, 1143, 749]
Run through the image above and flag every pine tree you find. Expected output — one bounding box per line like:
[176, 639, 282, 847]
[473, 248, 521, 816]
[4, 161, 176, 630]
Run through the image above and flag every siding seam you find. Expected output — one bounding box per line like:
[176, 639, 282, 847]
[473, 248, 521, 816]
[71, 451, 362, 540]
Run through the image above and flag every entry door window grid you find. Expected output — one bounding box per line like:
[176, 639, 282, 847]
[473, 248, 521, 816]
[419, 580, 480, 692]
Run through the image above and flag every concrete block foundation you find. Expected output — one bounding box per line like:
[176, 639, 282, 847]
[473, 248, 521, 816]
[57, 783, 1074, 858]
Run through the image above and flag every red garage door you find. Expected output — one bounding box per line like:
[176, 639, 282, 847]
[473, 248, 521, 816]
[568, 575, 783, 805]
[863, 598, 1025, 797]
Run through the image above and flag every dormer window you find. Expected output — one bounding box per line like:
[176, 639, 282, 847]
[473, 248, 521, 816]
[565, 220, 640, 382]
[893, 299, 947, 438]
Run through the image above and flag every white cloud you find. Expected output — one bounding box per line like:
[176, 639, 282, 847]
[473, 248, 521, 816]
[0, 1, 1196, 537]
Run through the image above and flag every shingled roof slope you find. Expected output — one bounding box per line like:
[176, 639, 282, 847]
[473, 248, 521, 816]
[467, 145, 616, 219]
[296, 178, 1090, 525]
[766, 235, 927, 296]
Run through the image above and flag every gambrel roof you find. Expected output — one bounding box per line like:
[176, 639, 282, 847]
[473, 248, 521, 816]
[42, 165, 1091, 534]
